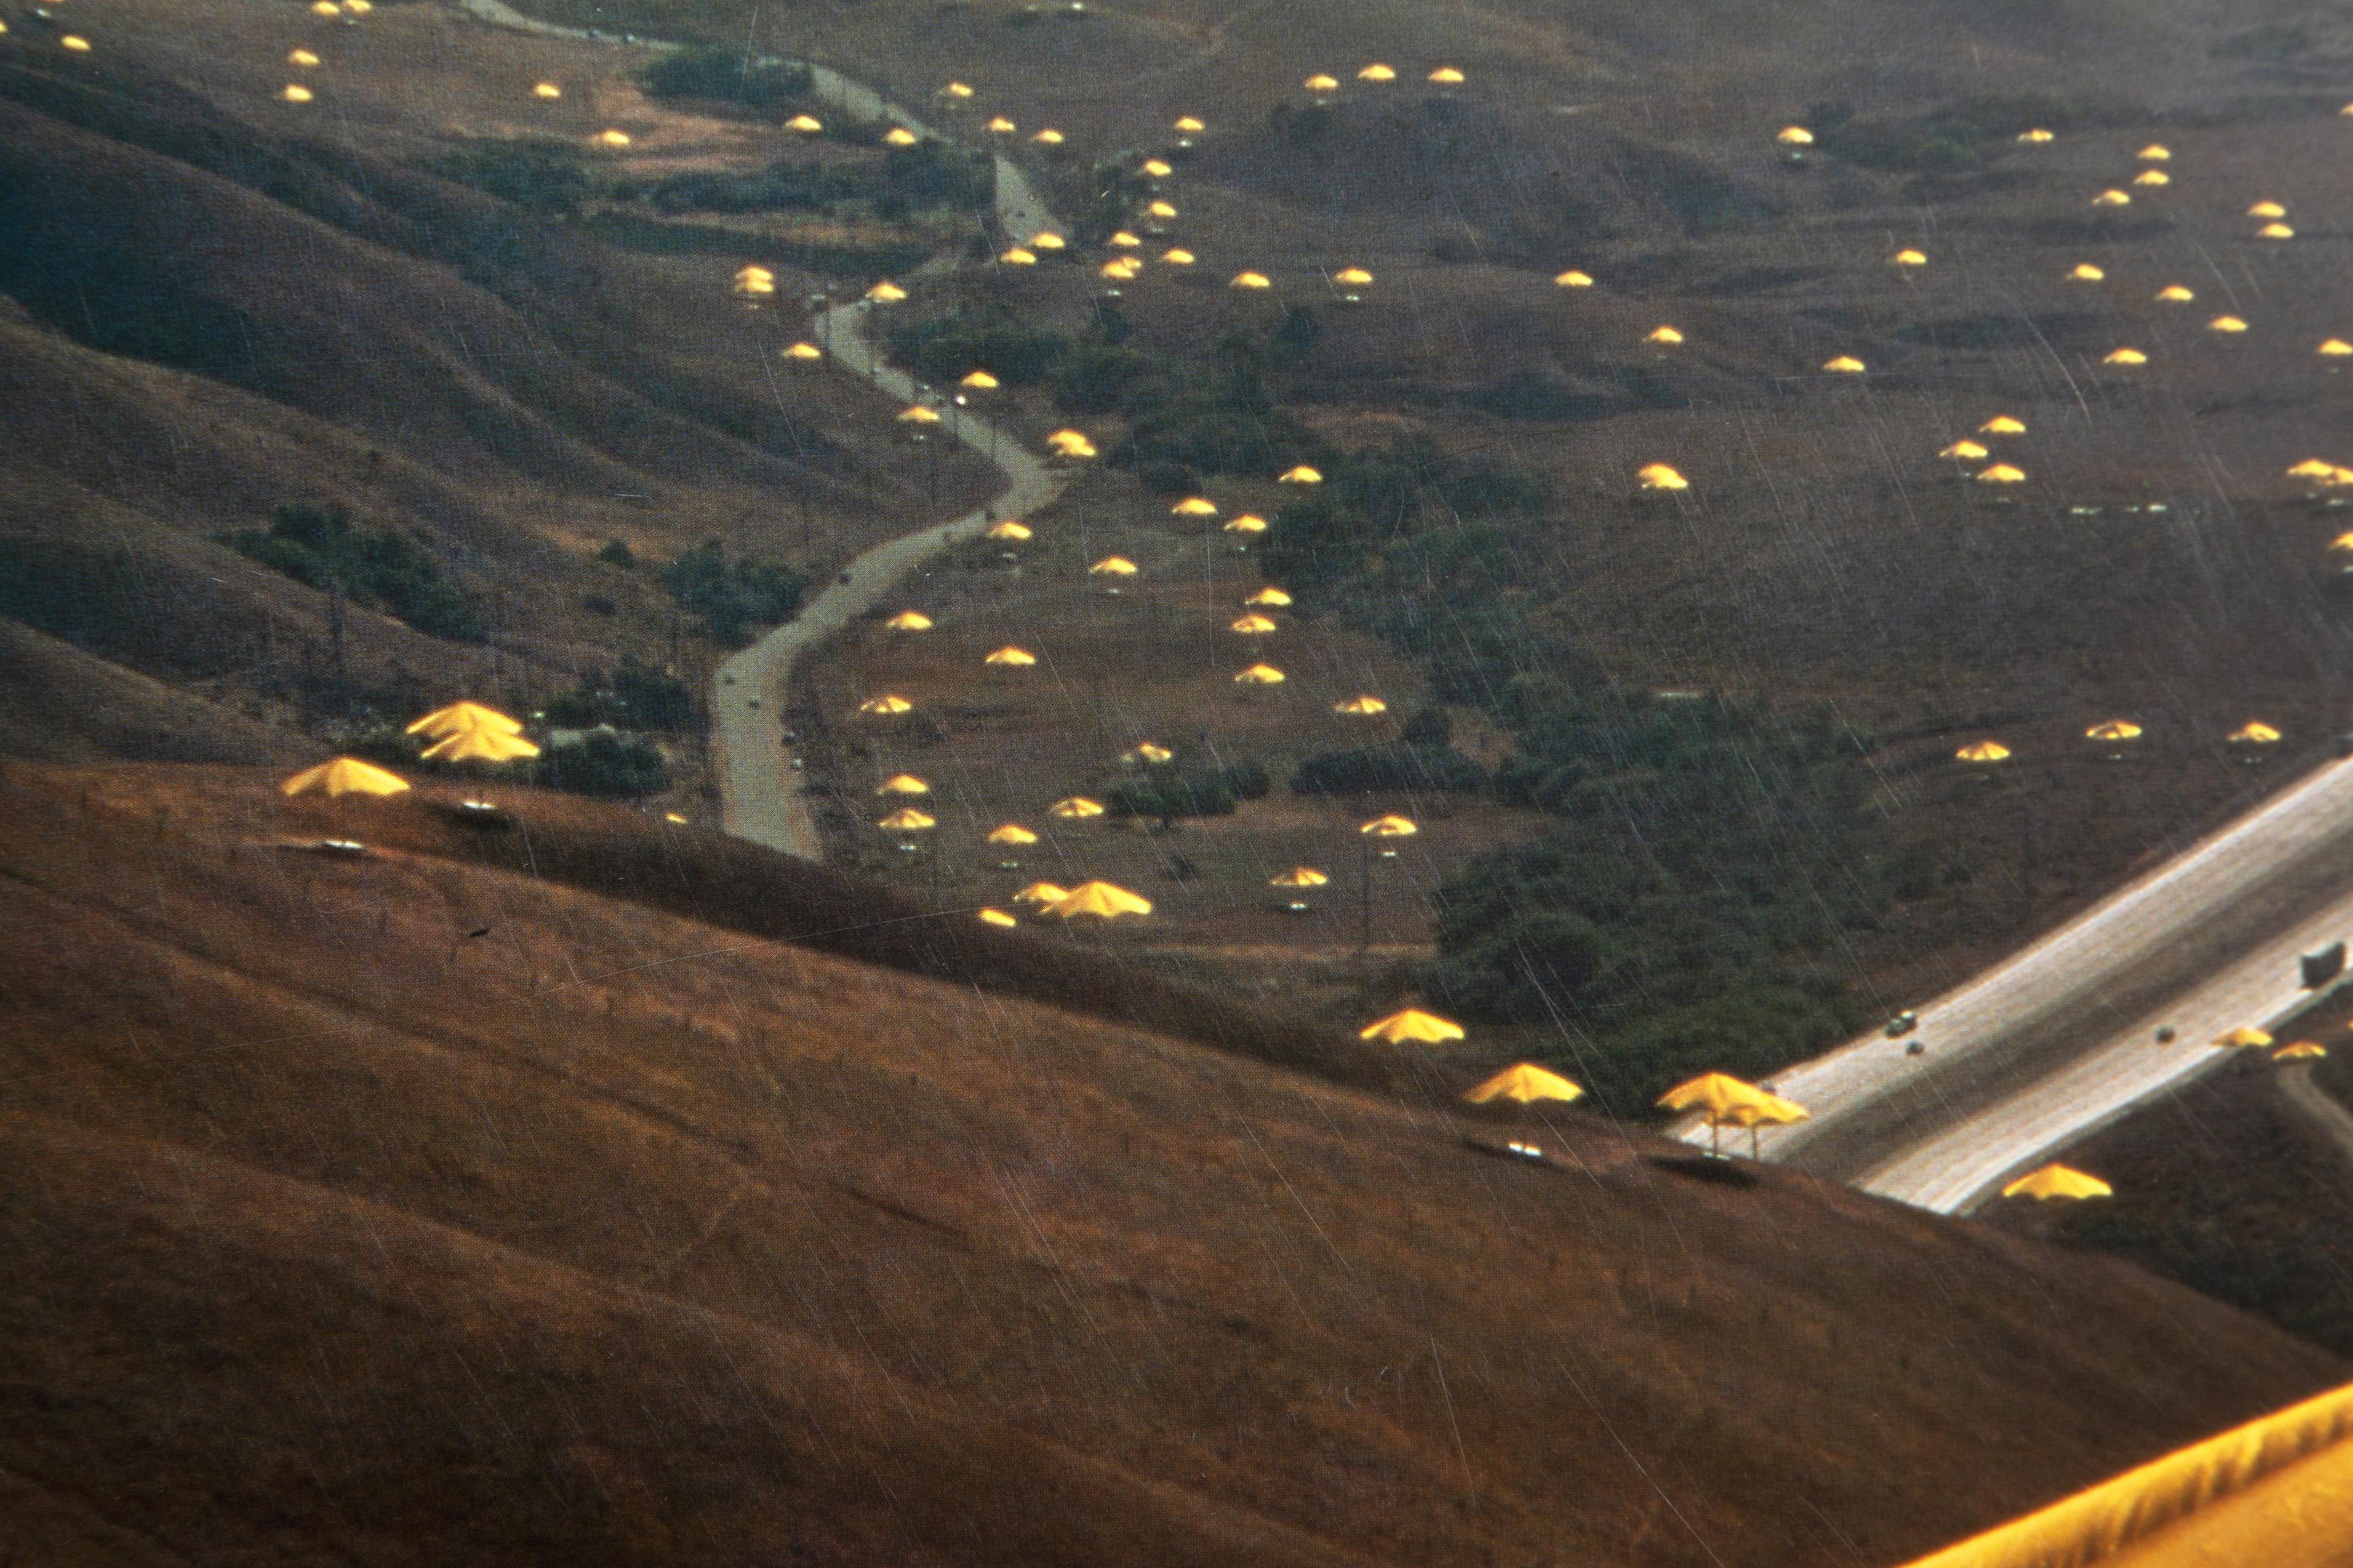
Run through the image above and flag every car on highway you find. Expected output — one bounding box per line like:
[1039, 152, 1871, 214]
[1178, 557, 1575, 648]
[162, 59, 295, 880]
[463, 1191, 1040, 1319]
[1885, 1011, 1920, 1037]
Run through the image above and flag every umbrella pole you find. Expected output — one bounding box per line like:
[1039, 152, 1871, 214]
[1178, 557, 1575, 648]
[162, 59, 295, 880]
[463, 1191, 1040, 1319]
[1710, 1119, 1721, 1158]
[1751, 1125, 1760, 1161]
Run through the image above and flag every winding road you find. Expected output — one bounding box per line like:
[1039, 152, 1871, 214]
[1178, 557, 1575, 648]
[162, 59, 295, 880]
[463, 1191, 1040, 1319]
[451, 0, 1066, 857]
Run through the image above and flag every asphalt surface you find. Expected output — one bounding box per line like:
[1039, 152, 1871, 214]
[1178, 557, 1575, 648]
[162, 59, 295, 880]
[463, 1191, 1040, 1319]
[1693, 756, 2353, 1211]
[451, 0, 1067, 859]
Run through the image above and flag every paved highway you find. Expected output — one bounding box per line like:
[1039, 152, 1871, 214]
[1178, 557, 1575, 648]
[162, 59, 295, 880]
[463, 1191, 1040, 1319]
[1692, 755, 2353, 1210]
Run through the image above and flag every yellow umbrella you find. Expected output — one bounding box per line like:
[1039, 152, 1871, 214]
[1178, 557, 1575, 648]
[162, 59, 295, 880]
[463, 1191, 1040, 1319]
[407, 701, 524, 739]
[1162, 248, 1197, 266]
[2018, 127, 2054, 143]
[282, 83, 316, 104]
[1957, 740, 2011, 762]
[2104, 347, 2148, 365]
[960, 369, 1000, 390]
[734, 265, 776, 298]
[2215, 1025, 2275, 1049]
[999, 248, 1039, 266]
[2229, 721, 2282, 745]
[1638, 462, 1690, 491]
[1050, 796, 1106, 820]
[1089, 555, 1139, 577]
[875, 774, 930, 797]
[2249, 200, 2288, 219]
[2318, 340, 2353, 358]
[1171, 496, 1219, 517]
[1657, 1072, 1773, 1153]
[280, 758, 410, 798]
[1149, 200, 1179, 219]
[940, 81, 975, 99]
[293, 49, 324, 66]
[787, 113, 824, 133]
[2132, 169, 2170, 187]
[1278, 465, 1323, 484]
[1357, 62, 1397, 82]
[1359, 1008, 1465, 1044]
[985, 645, 1038, 667]
[986, 519, 1033, 541]
[1718, 1090, 1810, 1156]
[885, 609, 935, 632]
[1011, 881, 1069, 906]
[1046, 881, 1153, 920]
[2070, 262, 2107, 282]
[2210, 315, 2249, 334]
[1360, 813, 1418, 837]
[898, 404, 942, 425]
[1979, 415, 2027, 435]
[2289, 459, 2340, 479]
[1776, 126, 1814, 146]
[1128, 742, 1174, 765]
[1822, 355, 1867, 374]
[1891, 248, 1928, 268]
[2328, 532, 2353, 554]
[866, 280, 908, 302]
[858, 695, 914, 717]
[2275, 1042, 2329, 1062]
[877, 807, 935, 831]
[1304, 73, 1340, 92]
[1270, 866, 1329, 888]
[1032, 128, 1065, 145]
[1107, 231, 1142, 248]
[1247, 587, 1294, 607]
[884, 126, 920, 146]
[1223, 514, 1268, 534]
[1428, 66, 1465, 85]
[1646, 325, 1685, 345]
[2136, 143, 2171, 162]
[1940, 440, 1990, 461]
[1232, 271, 1273, 290]
[2156, 284, 2196, 303]
[1465, 1064, 1585, 1106]
[1332, 267, 1374, 286]
[1174, 115, 1205, 132]
[2086, 720, 2143, 742]
[1233, 664, 1286, 686]
[1029, 232, 1066, 251]
[1231, 613, 1279, 634]
[1554, 269, 1594, 288]
[419, 727, 540, 764]
[978, 907, 1019, 928]
[1101, 259, 1143, 280]
[1977, 464, 2027, 484]
[988, 823, 1039, 845]
[2258, 222, 2296, 240]
[1334, 695, 1388, 717]
[2092, 190, 2132, 207]
[783, 341, 824, 361]
[987, 116, 1017, 134]
[596, 129, 632, 148]
[2000, 1164, 2113, 1201]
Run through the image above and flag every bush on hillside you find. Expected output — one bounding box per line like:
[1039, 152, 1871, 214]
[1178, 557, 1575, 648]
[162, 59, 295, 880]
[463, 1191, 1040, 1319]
[533, 731, 671, 798]
[887, 310, 1071, 386]
[660, 542, 806, 647]
[222, 504, 487, 644]
[543, 659, 696, 733]
[425, 140, 597, 215]
[637, 50, 813, 113]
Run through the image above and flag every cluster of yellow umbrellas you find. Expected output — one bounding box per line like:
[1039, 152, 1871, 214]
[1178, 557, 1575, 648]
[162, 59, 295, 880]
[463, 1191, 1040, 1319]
[1953, 717, 2279, 764]
[405, 701, 540, 765]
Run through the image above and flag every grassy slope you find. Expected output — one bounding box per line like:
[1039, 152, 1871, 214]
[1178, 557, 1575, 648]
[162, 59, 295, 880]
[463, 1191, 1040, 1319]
[0, 12, 996, 767]
[0, 759, 2342, 1566]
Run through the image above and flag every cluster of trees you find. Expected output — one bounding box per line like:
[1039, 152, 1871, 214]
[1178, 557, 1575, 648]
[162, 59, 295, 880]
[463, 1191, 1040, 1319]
[542, 659, 695, 732]
[223, 504, 485, 643]
[659, 541, 806, 647]
[533, 731, 671, 797]
[1104, 759, 1270, 826]
[637, 50, 813, 114]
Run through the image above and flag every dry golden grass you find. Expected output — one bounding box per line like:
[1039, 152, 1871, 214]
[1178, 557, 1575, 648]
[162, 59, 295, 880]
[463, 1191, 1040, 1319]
[0, 759, 2341, 1564]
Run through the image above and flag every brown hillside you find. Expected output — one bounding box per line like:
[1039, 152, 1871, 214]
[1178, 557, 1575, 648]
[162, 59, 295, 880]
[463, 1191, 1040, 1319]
[0, 760, 2339, 1567]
